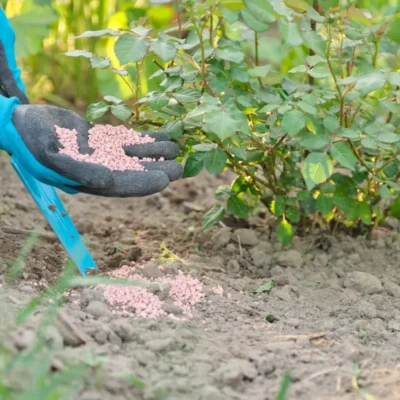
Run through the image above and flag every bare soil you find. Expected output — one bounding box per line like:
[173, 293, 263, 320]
[0, 155, 400, 400]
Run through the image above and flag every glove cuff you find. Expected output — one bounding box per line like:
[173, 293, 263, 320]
[0, 95, 20, 152]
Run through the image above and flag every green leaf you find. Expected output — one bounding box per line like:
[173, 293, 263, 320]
[289, 65, 307, 73]
[183, 153, 205, 178]
[302, 30, 326, 56]
[358, 201, 372, 225]
[202, 205, 226, 230]
[205, 109, 241, 141]
[192, 143, 218, 152]
[151, 40, 177, 62]
[301, 153, 333, 190]
[387, 18, 400, 44]
[244, 0, 276, 23]
[87, 101, 108, 121]
[378, 185, 391, 200]
[286, 207, 300, 223]
[354, 72, 386, 95]
[230, 68, 249, 82]
[131, 26, 153, 36]
[306, 5, 325, 22]
[254, 280, 276, 294]
[297, 101, 317, 115]
[228, 196, 250, 219]
[330, 142, 357, 171]
[75, 29, 120, 38]
[277, 220, 294, 247]
[323, 115, 339, 132]
[284, 0, 308, 13]
[280, 20, 303, 47]
[204, 150, 227, 174]
[306, 55, 326, 66]
[377, 132, 400, 143]
[163, 120, 184, 138]
[337, 128, 359, 139]
[221, 0, 245, 11]
[174, 89, 202, 103]
[221, 7, 241, 24]
[271, 195, 285, 217]
[391, 199, 400, 219]
[308, 66, 331, 78]
[112, 68, 129, 76]
[248, 65, 271, 78]
[90, 55, 111, 69]
[333, 195, 358, 221]
[111, 104, 132, 121]
[65, 50, 93, 58]
[282, 110, 306, 136]
[104, 95, 123, 104]
[215, 47, 245, 63]
[316, 195, 333, 216]
[240, 10, 270, 32]
[114, 34, 149, 64]
[149, 93, 169, 110]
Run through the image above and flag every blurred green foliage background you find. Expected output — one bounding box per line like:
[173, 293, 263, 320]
[3, 0, 399, 111]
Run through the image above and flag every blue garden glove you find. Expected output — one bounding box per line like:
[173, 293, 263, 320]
[0, 9, 182, 197]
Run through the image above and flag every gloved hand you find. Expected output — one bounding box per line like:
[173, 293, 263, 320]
[0, 9, 182, 197]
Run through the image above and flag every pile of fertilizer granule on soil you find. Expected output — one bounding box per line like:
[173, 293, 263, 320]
[69, 262, 224, 321]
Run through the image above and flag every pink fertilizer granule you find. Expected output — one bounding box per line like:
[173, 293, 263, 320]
[55, 124, 164, 171]
[98, 264, 206, 319]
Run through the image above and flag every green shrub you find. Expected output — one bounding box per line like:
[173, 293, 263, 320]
[68, 0, 400, 245]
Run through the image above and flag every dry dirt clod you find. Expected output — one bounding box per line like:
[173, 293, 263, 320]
[232, 229, 258, 246]
[85, 301, 111, 318]
[344, 271, 383, 294]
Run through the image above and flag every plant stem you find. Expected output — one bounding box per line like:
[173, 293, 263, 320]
[135, 62, 140, 122]
[347, 139, 374, 174]
[309, 0, 319, 86]
[175, 0, 182, 35]
[192, 20, 207, 91]
[375, 151, 400, 174]
[255, 32, 259, 66]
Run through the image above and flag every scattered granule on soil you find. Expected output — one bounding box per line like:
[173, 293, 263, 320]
[104, 285, 165, 319]
[92, 264, 209, 319]
[55, 124, 164, 172]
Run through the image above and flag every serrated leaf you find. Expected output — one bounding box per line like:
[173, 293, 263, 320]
[221, 0, 245, 11]
[104, 96, 123, 104]
[377, 132, 400, 143]
[205, 109, 242, 141]
[131, 26, 153, 36]
[301, 153, 333, 190]
[65, 50, 93, 58]
[204, 150, 227, 174]
[289, 65, 307, 73]
[230, 67, 249, 82]
[282, 110, 306, 136]
[302, 30, 326, 56]
[163, 120, 184, 138]
[174, 89, 202, 104]
[202, 205, 225, 230]
[240, 10, 270, 32]
[316, 195, 333, 216]
[387, 18, 400, 44]
[114, 34, 149, 65]
[228, 196, 249, 219]
[90, 55, 111, 69]
[354, 72, 386, 95]
[87, 101, 109, 121]
[183, 153, 204, 178]
[306, 55, 326, 66]
[284, 0, 308, 13]
[221, 7, 241, 24]
[215, 47, 245, 63]
[248, 65, 271, 78]
[323, 115, 339, 132]
[192, 143, 218, 152]
[306, 5, 325, 22]
[308, 66, 331, 78]
[111, 104, 132, 121]
[286, 206, 300, 223]
[330, 142, 357, 171]
[75, 29, 120, 38]
[277, 220, 294, 247]
[337, 128, 359, 139]
[151, 40, 177, 62]
[297, 101, 317, 115]
[259, 104, 280, 113]
[112, 68, 129, 76]
[244, 0, 276, 23]
[254, 280, 276, 294]
[149, 93, 169, 110]
[358, 201, 372, 225]
[378, 185, 391, 200]
[391, 199, 400, 219]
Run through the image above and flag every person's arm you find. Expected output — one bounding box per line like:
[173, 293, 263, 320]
[0, 7, 26, 94]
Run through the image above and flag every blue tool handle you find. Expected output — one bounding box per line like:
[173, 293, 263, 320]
[11, 157, 97, 275]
